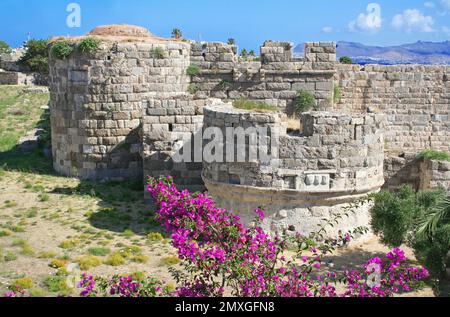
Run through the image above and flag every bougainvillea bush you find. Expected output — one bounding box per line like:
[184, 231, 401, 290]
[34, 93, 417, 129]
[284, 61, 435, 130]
[5, 177, 430, 297]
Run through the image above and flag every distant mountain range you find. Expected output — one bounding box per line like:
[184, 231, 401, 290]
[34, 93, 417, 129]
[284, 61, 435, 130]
[294, 41, 450, 65]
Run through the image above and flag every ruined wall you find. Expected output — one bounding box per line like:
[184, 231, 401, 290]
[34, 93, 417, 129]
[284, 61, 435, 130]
[336, 64, 450, 152]
[383, 154, 421, 191]
[190, 41, 336, 110]
[202, 103, 385, 237]
[142, 97, 213, 192]
[420, 159, 450, 193]
[0, 71, 43, 85]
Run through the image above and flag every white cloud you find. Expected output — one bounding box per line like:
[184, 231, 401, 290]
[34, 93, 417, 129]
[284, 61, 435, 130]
[441, 0, 450, 10]
[348, 3, 382, 33]
[424, 1, 435, 8]
[391, 9, 435, 32]
[442, 26, 450, 33]
[322, 26, 333, 33]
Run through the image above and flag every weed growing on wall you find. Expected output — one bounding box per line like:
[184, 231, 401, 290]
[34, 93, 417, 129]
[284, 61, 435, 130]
[52, 41, 74, 60]
[295, 90, 316, 114]
[78, 38, 101, 54]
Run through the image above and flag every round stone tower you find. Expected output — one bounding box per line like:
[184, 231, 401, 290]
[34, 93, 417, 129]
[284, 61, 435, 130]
[202, 102, 386, 238]
[48, 24, 190, 180]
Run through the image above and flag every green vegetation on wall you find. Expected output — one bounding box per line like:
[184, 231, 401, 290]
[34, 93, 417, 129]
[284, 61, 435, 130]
[333, 85, 342, 105]
[78, 38, 101, 54]
[417, 149, 450, 162]
[186, 65, 200, 77]
[150, 47, 165, 59]
[295, 90, 316, 114]
[51, 41, 74, 60]
[233, 98, 279, 112]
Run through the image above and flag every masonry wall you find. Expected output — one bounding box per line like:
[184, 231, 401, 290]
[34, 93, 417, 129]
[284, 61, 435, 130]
[189, 41, 336, 111]
[420, 159, 450, 193]
[49, 40, 190, 181]
[335, 64, 450, 152]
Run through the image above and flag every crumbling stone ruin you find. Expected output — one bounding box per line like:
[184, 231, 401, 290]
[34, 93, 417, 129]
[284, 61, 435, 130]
[45, 24, 450, 236]
[0, 48, 46, 85]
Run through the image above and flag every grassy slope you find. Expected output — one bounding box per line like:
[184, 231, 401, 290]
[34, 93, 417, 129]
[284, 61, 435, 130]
[0, 86, 52, 173]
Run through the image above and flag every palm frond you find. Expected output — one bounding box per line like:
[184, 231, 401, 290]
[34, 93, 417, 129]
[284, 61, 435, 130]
[417, 196, 450, 239]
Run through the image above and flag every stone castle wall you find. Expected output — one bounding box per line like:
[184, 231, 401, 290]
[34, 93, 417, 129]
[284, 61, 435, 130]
[335, 64, 450, 152]
[49, 39, 190, 181]
[189, 41, 336, 110]
[202, 103, 385, 236]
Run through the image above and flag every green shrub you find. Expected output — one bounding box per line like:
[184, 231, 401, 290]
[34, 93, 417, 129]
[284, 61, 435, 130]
[12, 238, 27, 247]
[120, 245, 142, 258]
[78, 38, 101, 54]
[0, 40, 12, 54]
[413, 224, 450, 276]
[59, 239, 79, 249]
[417, 149, 450, 162]
[17, 39, 49, 74]
[186, 65, 200, 76]
[122, 229, 135, 238]
[295, 90, 316, 114]
[38, 251, 57, 259]
[147, 232, 164, 242]
[150, 47, 165, 59]
[233, 98, 279, 112]
[4, 251, 17, 262]
[11, 277, 33, 291]
[87, 247, 111, 256]
[51, 41, 74, 60]
[38, 193, 50, 202]
[29, 288, 46, 297]
[49, 259, 67, 269]
[370, 186, 448, 276]
[42, 275, 70, 293]
[131, 254, 149, 264]
[227, 38, 236, 45]
[160, 256, 180, 266]
[371, 186, 417, 247]
[0, 230, 12, 237]
[187, 83, 199, 95]
[105, 252, 126, 266]
[339, 56, 353, 64]
[76, 255, 102, 270]
[333, 85, 342, 104]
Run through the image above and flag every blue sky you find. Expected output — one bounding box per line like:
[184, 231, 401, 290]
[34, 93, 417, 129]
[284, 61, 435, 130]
[1, 0, 449, 50]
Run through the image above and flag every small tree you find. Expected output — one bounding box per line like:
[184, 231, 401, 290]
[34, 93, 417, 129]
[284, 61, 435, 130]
[295, 90, 316, 114]
[0, 40, 12, 55]
[227, 38, 236, 45]
[339, 56, 353, 64]
[249, 50, 256, 57]
[171, 28, 183, 40]
[17, 39, 49, 74]
[241, 48, 248, 58]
